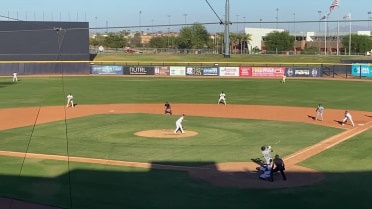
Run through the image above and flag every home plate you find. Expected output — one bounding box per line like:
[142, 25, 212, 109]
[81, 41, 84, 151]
[358, 124, 364, 126]
[109, 110, 115, 113]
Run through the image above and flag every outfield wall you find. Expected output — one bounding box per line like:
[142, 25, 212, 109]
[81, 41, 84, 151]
[0, 63, 90, 75]
[90, 65, 323, 78]
[0, 63, 363, 78]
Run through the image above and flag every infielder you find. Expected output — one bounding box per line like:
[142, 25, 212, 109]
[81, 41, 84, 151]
[342, 111, 354, 127]
[66, 93, 74, 108]
[261, 145, 273, 165]
[174, 114, 185, 134]
[315, 104, 324, 121]
[217, 91, 226, 105]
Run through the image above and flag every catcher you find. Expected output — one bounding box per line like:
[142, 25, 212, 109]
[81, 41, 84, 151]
[164, 101, 172, 115]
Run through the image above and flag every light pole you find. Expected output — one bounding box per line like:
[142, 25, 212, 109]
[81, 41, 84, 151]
[236, 14, 239, 33]
[318, 10, 322, 32]
[183, 14, 187, 25]
[368, 11, 372, 31]
[168, 15, 171, 48]
[151, 19, 154, 33]
[95, 16, 97, 33]
[275, 8, 279, 29]
[106, 20, 108, 33]
[139, 11, 142, 34]
[293, 13, 295, 33]
[260, 19, 262, 28]
[243, 16, 246, 31]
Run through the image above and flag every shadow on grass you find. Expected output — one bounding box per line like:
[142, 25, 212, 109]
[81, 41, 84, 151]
[0, 161, 372, 209]
[0, 82, 16, 88]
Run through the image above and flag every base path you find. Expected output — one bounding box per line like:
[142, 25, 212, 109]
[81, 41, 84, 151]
[0, 104, 372, 208]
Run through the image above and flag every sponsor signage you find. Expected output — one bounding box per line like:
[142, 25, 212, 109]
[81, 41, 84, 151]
[91, 65, 123, 75]
[155, 66, 170, 76]
[124, 66, 155, 75]
[239, 67, 252, 77]
[286, 68, 321, 77]
[351, 64, 372, 76]
[219, 67, 240, 76]
[251, 67, 284, 77]
[186, 67, 203, 76]
[202, 67, 218, 76]
[170, 66, 186, 76]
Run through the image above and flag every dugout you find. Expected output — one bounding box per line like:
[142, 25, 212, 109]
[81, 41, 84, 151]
[0, 21, 90, 75]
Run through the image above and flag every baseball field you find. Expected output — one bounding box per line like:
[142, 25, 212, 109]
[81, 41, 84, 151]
[0, 75, 372, 209]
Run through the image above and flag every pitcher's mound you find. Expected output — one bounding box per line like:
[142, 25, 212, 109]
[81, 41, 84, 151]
[134, 129, 198, 138]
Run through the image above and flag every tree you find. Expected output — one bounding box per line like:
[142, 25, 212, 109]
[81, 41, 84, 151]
[264, 31, 295, 52]
[229, 32, 252, 54]
[176, 23, 210, 49]
[148, 36, 168, 48]
[131, 32, 142, 47]
[342, 34, 372, 54]
[301, 46, 319, 55]
[102, 33, 127, 48]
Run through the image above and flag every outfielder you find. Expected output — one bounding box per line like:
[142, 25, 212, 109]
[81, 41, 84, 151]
[174, 114, 185, 134]
[281, 75, 286, 83]
[342, 110, 354, 127]
[66, 93, 74, 108]
[217, 91, 226, 105]
[12, 72, 18, 82]
[261, 145, 273, 165]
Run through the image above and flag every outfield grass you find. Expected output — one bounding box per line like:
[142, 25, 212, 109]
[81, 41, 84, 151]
[1, 76, 372, 111]
[0, 76, 372, 209]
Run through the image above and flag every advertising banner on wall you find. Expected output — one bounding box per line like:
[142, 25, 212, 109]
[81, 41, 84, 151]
[202, 67, 218, 76]
[239, 67, 252, 77]
[351, 64, 372, 77]
[219, 67, 240, 76]
[186, 67, 203, 76]
[285, 67, 321, 77]
[170, 66, 186, 76]
[124, 66, 155, 75]
[91, 65, 124, 75]
[155, 66, 170, 76]
[251, 67, 284, 77]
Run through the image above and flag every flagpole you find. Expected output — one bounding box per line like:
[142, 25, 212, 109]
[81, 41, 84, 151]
[325, 16, 327, 55]
[336, 6, 340, 55]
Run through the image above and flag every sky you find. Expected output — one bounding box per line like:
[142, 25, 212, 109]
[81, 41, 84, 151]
[0, 0, 371, 33]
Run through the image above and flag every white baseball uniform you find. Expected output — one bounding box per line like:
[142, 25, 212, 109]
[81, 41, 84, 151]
[262, 146, 272, 165]
[282, 75, 286, 83]
[174, 115, 185, 134]
[218, 92, 226, 105]
[13, 73, 18, 82]
[342, 111, 354, 126]
[66, 94, 74, 107]
[316, 104, 324, 121]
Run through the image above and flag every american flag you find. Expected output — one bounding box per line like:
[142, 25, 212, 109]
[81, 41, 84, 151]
[329, 0, 339, 12]
[343, 13, 351, 20]
[320, 13, 330, 20]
